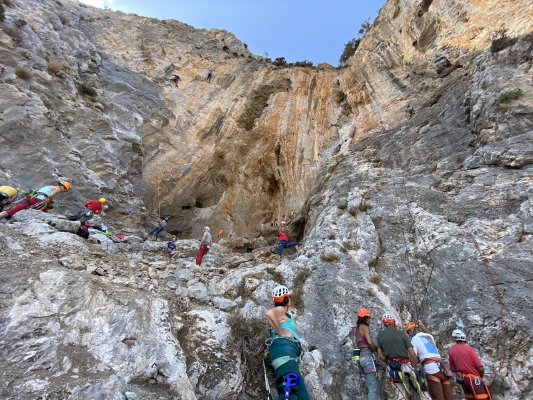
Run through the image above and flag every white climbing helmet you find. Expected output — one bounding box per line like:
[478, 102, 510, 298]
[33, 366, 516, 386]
[452, 329, 467, 342]
[204, 226, 210, 231]
[382, 312, 396, 325]
[272, 285, 289, 302]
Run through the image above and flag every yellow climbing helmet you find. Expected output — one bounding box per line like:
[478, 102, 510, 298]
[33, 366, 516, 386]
[58, 180, 71, 191]
[99, 198, 107, 204]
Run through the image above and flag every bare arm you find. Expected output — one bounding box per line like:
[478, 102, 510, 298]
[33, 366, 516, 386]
[477, 365, 484, 378]
[266, 307, 293, 339]
[408, 347, 418, 367]
[377, 348, 386, 362]
[47, 187, 62, 201]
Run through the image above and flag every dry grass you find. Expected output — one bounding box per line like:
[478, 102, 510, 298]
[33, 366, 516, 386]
[266, 267, 285, 286]
[227, 315, 266, 393]
[369, 274, 382, 285]
[78, 83, 97, 97]
[47, 62, 64, 77]
[15, 67, 32, 80]
[291, 269, 311, 310]
[320, 251, 340, 262]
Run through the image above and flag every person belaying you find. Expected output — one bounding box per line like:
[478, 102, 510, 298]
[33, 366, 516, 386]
[148, 216, 170, 240]
[448, 329, 492, 400]
[352, 307, 380, 400]
[166, 236, 178, 258]
[277, 222, 299, 261]
[265, 285, 310, 400]
[217, 228, 224, 242]
[0, 185, 18, 211]
[171, 74, 181, 88]
[406, 322, 453, 400]
[70, 197, 106, 223]
[377, 313, 420, 400]
[195, 226, 212, 266]
[0, 181, 71, 219]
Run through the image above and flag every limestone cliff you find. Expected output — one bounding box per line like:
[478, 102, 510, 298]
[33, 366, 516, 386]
[0, 0, 531, 399]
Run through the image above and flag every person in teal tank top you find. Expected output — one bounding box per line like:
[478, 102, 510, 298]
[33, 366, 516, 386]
[266, 285, 310, 400]
[0, 180, 71, 219]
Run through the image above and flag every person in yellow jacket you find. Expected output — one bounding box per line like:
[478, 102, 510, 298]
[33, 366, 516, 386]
[0, 186, 18, 211]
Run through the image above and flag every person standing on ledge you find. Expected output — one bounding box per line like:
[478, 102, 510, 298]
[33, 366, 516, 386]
[277, 222, 299, 261]
[196, 226, 212, 266]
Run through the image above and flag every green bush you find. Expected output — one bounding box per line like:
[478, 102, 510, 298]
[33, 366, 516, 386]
[498, 89, 523, 104]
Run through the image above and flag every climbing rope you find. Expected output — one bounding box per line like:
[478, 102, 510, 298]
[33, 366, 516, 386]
[389, 169, 508, 372]
[389, 172, 419, 321]
[462, 224, 508, 373]
[396, 175, 442, 323]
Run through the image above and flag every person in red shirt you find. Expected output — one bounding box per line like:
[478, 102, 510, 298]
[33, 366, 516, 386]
[70, 198, 106, 223]
[448, 329, 492, 400]
[84, 198, 106, 215]
[277, 222, 299, 261]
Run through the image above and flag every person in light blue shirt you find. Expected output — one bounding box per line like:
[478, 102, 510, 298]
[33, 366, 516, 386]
[265, 285, 309, 400]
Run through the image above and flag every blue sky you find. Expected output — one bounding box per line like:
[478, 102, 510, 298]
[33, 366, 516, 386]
[79, 0, 385, 65]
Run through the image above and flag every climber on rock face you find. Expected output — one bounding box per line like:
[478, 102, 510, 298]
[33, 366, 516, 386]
[206, 70, 212, 82]
[70, 197, 106, 223]
[377, 313, 419, 400]
[0, 185, 18, 211]
[352, 308, 379, 400]
[265, 285, 310, 400]
[448, 329, 492, 400]
[195, 226, 212, 266]
[405, 322, 452, 400]
[171, 74, 181, 87]
[0, 181, 71, 219]
[148, 216, 170, 240]
[277, 222, 299, 261]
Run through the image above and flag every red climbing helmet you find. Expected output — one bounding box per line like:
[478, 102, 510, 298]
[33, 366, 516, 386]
[382, 312, 396, 325]
[357, 308, 371, 318]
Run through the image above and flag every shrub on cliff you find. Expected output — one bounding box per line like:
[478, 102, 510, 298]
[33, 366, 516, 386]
[339, 19, 373, 66]
[15, 67, 32, 80]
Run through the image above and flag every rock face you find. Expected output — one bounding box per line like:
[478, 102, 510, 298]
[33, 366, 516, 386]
[0, 0, 532, 399]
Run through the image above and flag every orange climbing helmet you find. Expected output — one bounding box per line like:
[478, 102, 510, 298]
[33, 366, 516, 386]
[58, 180, 71, 191]
[405, 322, 419, 332]
[357, 308, 371, 318]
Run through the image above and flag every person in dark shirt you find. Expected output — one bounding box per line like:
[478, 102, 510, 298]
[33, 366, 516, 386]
[376, 313, 419, 399]
[165, 236, 178, 258]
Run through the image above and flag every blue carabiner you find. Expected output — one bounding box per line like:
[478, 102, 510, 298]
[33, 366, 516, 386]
[283, 373, 300, 399]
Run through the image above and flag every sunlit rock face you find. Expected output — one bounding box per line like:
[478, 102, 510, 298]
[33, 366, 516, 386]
[0, 0, 531, 399]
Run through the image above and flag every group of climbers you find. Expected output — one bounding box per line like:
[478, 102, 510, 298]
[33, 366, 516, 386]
[0, 181, 72, 219]
[169, 70, 213, 88]
[264, 294, 492, 400]
[0, 181, 117, 239]
[354, 309, 491, 400]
